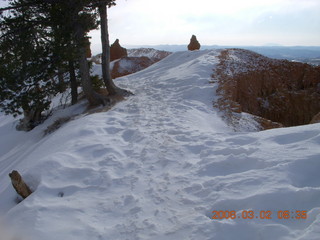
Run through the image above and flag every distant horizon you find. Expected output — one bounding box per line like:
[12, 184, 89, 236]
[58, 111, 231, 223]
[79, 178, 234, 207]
[90, 38, 320, 55]
[88, 0, 320, 54]
[123, 43, 320, 48]
[1, 0, 319, 55]
[90, 42, 320, 55]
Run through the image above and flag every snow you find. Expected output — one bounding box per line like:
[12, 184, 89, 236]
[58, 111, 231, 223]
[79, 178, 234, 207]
[127, 48, 171, 59]
[0, 50, 320, 240]
[222, 48, 281, 77]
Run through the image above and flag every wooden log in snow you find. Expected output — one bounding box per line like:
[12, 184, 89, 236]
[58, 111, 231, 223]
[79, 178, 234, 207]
[9, 170, 32, 199]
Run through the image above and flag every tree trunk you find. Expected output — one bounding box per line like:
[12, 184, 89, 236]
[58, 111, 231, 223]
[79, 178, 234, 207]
[69, 60, 78, 105]
[57, 67, 66, 93]
[74, 23, 105, 106]
[98, 3, 118, 95]
[16, 107, 43, 131]
[78, 42, 101, 105]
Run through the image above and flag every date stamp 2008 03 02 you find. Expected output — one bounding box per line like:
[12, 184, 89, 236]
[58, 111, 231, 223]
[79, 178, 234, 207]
[211, 210, 308, 220]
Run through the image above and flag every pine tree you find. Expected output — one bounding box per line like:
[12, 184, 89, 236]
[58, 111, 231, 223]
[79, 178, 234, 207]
[0, 0, 100, 129]
[0, 0, 130, 130]
[0, 0, 58, 130]
[48, 0, 95, 105]
[52, 0, 111, 106]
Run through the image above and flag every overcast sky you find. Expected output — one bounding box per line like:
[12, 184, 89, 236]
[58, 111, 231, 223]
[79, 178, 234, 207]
[1, 0, 319, 54]
[88, 0, 320, 52]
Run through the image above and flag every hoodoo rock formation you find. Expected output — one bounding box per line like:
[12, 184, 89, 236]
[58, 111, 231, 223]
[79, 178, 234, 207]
[188, 35, 201, 51]
[110, 39, 127, 61]
[213, 48, 320, 129]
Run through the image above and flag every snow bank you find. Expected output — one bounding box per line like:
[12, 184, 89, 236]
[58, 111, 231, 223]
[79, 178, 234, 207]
[0, 50, 320, 239]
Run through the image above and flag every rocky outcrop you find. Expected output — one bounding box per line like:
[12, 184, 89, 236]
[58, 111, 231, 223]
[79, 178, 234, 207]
[214, 48, 320, 129]
[110, 39, 127, 61]
[110, 48, 171, 79]
[188, 35, 200, 51]
[127, 48, 171, 61]
[92, 48, 171, 65]
[91, 48, 171, 79]
[111, 57, 155, 79]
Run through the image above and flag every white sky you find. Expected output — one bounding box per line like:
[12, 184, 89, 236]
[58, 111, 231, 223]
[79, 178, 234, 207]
[87, 0, 320, 53]
[1, 0, 320, 54]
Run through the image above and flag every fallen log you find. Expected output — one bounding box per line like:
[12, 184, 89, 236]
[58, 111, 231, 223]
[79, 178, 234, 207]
[9, 170, 32, 199]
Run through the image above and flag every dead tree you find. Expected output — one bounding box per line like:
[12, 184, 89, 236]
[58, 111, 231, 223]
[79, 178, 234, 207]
[9, 170, 32, 199]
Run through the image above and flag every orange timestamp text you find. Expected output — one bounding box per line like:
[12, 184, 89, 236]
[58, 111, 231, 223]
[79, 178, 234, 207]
[211, 210, 308, 220]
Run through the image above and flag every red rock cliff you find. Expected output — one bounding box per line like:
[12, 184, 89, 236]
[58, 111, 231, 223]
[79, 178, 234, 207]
[214, 49, 320, 128]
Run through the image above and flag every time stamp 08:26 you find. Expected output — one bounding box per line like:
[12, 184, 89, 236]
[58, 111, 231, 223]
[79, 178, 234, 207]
[211, 210, 308, 220]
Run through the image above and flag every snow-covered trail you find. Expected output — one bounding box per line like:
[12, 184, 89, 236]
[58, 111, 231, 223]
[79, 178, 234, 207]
[1, 50, 320, 240]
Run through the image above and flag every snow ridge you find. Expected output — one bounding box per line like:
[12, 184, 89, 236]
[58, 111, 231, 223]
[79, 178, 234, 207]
[127, 48, 171, 60]
[0, 50, 320, 240]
